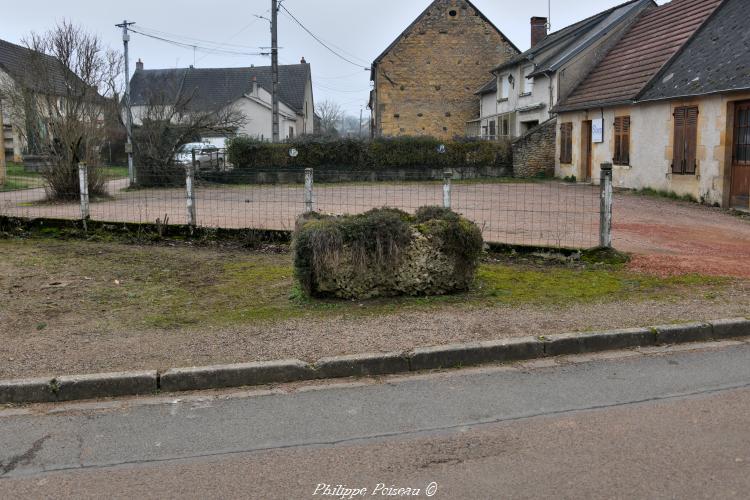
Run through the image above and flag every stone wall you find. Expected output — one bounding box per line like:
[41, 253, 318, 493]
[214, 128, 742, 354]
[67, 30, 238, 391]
[512, 118, 557, 178]
[372, 0, 517, 140]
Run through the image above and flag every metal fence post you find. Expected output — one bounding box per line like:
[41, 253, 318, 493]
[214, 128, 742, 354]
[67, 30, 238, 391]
[443, 170, 452, 209]
[304, 168, 314, 213]
[186, 163, 197, 227]
[599, 162, 613, 248]
[78, 162, 89, 227]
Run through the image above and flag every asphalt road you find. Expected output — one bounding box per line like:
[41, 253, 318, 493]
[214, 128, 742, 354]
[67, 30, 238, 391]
[1, 341, 750, 499]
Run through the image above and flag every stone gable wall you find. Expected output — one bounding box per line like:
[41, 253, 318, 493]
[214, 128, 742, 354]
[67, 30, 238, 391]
[373, 0, 517, 140]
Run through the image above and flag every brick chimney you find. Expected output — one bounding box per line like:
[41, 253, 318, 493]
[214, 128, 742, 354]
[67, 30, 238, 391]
[530, 17, 548, 48]
[252, 76, 258, 95]
[136, 59, 144, 71]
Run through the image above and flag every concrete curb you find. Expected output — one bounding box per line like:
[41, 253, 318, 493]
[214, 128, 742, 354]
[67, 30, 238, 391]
[160, 359, 314, 392]
[315, 352, 409, 379]
[2, 318, 749, 404]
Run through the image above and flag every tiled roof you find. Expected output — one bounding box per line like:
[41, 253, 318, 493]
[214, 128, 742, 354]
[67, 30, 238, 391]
[130, 64, 311, 114]
[492, 0, 651, 76]
[639, 0, 749, 101]
[475, 77, 497, 95]
[558, 0, 724, 111]
[0, 38, 75, 95]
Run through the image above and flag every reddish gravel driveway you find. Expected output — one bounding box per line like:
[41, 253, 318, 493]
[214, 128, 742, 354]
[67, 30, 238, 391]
[613, 193, 750, 278]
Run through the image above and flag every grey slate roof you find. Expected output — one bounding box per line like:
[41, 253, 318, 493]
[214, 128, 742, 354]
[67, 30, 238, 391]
[0, 38, 74, 95]
[475, 77, 497, 95]
[129, 64, 311, 114]
[492, 0, 651, 76]
[638, 0, 749, 101]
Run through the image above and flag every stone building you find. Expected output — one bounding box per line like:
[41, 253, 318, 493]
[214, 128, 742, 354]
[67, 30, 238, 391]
[369, 0, 518, 140]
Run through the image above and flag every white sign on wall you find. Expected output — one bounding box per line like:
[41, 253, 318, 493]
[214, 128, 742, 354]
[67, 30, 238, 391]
[592, 118, 604, 143]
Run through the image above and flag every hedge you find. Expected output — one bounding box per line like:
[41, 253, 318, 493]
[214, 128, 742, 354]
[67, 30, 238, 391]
[226, 136, 512, 171]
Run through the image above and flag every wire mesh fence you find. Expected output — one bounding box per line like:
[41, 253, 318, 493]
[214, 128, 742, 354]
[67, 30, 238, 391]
[0, 159, 605, 249]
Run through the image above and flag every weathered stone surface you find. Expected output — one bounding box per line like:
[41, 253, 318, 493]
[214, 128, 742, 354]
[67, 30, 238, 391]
[371, 0, 517, 139]
[513, 118, 557, 178]
[297, 208, 483, 300]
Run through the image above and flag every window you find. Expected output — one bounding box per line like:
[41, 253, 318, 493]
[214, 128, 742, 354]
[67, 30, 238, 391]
[499, 75, 510, 100]
[500, 115, 510, 137]
[613, 116, 630, 165]
[489, 119, 496, 139]
[672, 106, 698, 174]
[560, 123, 573, 163]
[288, 126, 295, 139]
[522, 66, 534, 95]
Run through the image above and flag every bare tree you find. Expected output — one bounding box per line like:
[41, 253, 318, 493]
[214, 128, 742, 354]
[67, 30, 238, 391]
[132, 86, 247, 187]
[1, 21, 123, 200]
[315, 99, 345, 136]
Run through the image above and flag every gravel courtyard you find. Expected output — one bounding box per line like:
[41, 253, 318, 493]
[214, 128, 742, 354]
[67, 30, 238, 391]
[1, 179, 749, 276]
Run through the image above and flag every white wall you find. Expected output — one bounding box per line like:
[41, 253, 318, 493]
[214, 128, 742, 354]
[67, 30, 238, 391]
[555, 93, 750, 207]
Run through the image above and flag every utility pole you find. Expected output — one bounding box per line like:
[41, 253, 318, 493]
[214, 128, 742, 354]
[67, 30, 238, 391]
[116, 20, 136, 185]
[271, 0, 280, 143]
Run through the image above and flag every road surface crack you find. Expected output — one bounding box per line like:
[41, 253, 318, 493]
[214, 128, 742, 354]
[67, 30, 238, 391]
[0, 435, 50, 476]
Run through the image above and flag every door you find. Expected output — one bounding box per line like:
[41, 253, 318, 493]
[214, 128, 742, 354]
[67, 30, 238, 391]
[581, 120, 592, 181]
[731, 101, 750, 210]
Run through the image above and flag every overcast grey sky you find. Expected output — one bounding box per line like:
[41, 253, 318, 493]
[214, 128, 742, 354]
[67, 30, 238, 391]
[2, 0, 667, 115]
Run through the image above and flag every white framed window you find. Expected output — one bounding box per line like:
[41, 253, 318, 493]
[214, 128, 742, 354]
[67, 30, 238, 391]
[499, 74, 510, 100]
[522, 66, 535, 95]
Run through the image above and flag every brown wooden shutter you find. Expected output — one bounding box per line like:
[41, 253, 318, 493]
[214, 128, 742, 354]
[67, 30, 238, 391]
[560, 123, 572, 163]
[684, 107, 698, 174]
[614, 117, 622, 164]
[673, 108, 686, 173]
[622, 116, 630, 165]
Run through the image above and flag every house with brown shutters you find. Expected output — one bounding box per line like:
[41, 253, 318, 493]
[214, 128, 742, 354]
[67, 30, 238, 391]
[554, 0, 750, 210]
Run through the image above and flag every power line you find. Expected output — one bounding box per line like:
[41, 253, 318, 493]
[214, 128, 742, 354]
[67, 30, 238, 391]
[279, 4, 369, 70]
[128, 27, 268, 57]
[135, 25, 267, 51]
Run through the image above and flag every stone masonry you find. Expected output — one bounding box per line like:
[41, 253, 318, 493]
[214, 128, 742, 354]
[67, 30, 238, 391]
[512, 118, 557, 178]
[370, 0, 518, 140]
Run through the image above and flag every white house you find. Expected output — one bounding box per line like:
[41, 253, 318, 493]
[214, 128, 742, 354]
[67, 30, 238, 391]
[470, 0, 652, 140]
[128, 60, 315, 142]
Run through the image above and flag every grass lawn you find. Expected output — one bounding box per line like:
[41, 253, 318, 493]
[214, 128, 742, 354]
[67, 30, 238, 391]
[0, 237, 735, 331]
[1, 236, 747, 378]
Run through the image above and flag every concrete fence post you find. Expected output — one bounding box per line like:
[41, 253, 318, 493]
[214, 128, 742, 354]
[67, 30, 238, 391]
[443, 170, 452, 209]
[186, 162, 197, 227]
[78, 162, 90, 225]
[304, 168, 314, 213]
[599, 162, 613, 248]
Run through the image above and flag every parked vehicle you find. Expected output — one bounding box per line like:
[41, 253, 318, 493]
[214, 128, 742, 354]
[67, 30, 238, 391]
[175, 143, 227, 171]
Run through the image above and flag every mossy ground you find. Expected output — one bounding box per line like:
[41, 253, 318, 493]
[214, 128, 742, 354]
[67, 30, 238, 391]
[0, 237, 735, 334]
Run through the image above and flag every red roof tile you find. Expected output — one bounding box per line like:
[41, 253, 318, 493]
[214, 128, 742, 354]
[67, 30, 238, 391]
[558, 0, 724, 110]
